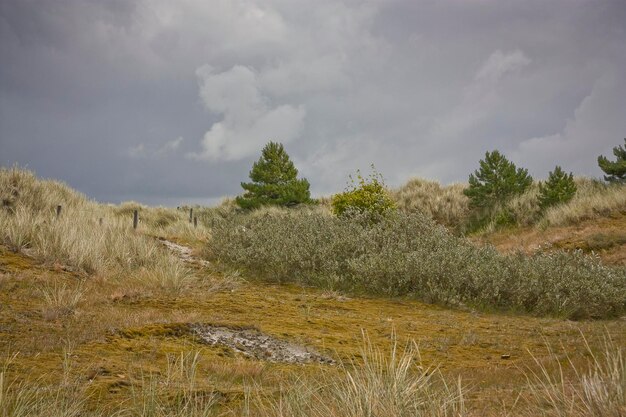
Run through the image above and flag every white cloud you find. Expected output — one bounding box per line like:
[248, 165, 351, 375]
[127, 143, 147, 158]
[127, 137, 184, 159]
[474, 50, 531, 85]
[188, 65, 305, 161]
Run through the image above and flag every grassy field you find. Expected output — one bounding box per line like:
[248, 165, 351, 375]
[1, 167, 625, 416]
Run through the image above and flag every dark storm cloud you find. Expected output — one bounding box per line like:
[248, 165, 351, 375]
[1, 0, 625, 204]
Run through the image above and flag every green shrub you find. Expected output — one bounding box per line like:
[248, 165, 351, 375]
[331, 169, 396, 217]
[210, 211, 626, 319]
[236, 141, 312, 209]
[464, 150, 533, 210]
[538, 166, 577, 210]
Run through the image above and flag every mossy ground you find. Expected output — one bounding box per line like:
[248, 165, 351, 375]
[1, 243, 624, 415]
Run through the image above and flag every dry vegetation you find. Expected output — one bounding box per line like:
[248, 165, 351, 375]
[1, 167, 625, 416]
[392, 176, 626, 234]
[392, 178, 470, 233]
[391, 176, 626, 265]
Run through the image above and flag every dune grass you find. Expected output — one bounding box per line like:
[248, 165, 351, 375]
[389, 176, 626, 234]
[243, 334, 466, 417]
[541, 178, 626, 227]
[0, 167, 196, 292]
[522, 333, 625, 417]
[392, 178, 470, 234]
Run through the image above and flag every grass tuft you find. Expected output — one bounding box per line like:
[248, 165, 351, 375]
[522, 333, 625, 417]
[243, 334, 466, 417]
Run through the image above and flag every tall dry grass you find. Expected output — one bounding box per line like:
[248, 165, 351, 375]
[392, 178, 470, 233]
[0, 167, 194, 290]
[480, 177, 626, 232]
[541, 178, 626, 227]
[522, 333, 625, 417]
[390, 176, 626, 234]
[111, 202, 213, 246]
[39, 280, 85, 320]
[243, 335, 466, 417]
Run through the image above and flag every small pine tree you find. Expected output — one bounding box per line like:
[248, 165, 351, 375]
[463, 150, 533, 209]
[598, 138, 626, 183]
[236, 141, 312, 209]
[331, 168, 396, 217]
[538, 166, 577, 210]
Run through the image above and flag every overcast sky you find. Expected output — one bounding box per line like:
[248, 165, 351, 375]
[1, 0, 625, 205]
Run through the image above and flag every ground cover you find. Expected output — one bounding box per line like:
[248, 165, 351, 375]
[1, 244, 624, 415]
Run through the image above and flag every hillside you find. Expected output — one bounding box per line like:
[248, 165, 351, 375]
[1, 167, 625, 416]
[393, 176, 626, 265]
[474, 212, 626, 266]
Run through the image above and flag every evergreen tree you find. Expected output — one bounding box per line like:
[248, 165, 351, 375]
[598, 138, 626, 183]
[463, 150, 533, 209]
[236, 141, 312, 209]
[538, 166, 577, 210]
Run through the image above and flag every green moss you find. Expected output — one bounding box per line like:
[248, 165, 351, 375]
[0, 245, 35, 272]
[2, 245, 624, 415]
[115, 323, 191, 339]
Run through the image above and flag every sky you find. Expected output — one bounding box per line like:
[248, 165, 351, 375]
[1, 0, 625, 206]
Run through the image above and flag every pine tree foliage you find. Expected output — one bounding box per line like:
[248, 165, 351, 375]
[598, 138, 626, 183]
[463, 150, 533, 209]
[538, 166, 577, 209]
[236, 141, 312, 209]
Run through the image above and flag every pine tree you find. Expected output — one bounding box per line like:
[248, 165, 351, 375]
[538, 166, 577, 210]
[236, 141, 312, 209]
[598, 138, 626, 183]
[463, 150, 533, 209]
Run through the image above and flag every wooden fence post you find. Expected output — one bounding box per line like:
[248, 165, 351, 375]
[133, 210, 138, 230]
[189, 208, 193, 223]
[99, 217, 103, 226]
[56, 205, 62, 218]
[193, 216, 198, 228]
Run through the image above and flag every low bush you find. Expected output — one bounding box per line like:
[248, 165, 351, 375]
[332, 169, 396, 218]
[210, 210, 626, 319]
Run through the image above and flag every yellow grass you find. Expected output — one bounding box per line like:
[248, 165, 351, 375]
[392, 178, 470, 233]
[0, 167, 197, 290]
[542, 178, 626, 227]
